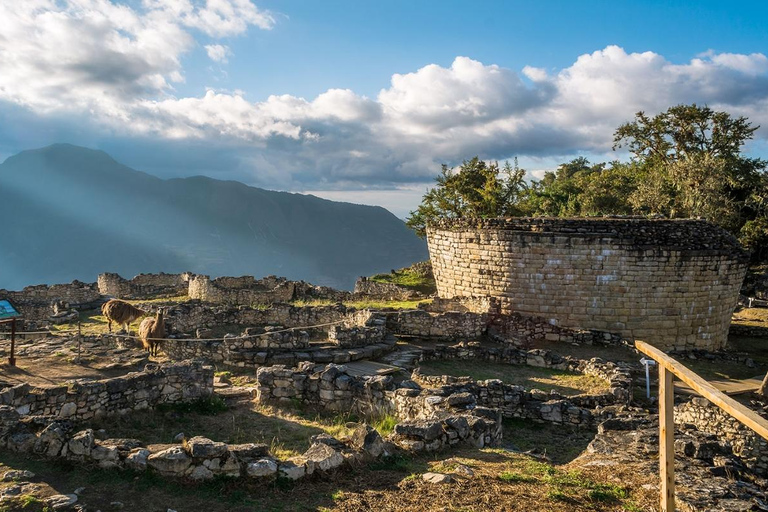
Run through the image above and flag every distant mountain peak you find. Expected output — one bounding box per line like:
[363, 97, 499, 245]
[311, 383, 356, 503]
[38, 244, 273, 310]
[0, 144, 427, 291]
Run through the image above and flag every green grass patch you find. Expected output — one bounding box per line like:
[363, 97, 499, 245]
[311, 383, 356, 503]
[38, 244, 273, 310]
[370, 413, 398, 436]
[368, 264, 436, 295]
[498, 471, 536, 483]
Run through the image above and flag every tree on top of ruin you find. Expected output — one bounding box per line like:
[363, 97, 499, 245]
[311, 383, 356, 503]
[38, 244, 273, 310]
[406, 157, 528, 237]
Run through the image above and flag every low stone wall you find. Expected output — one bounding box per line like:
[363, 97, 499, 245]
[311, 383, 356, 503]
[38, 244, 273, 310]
[97, 272, 192, 299]
[490, 313, 624, 346]
[164, 302, 352, 335]
[188, 275, 351, 304]
[328, 325, 387, 348]
[384, 310, 488, 339]
[729, 323, 768, 338]
[0, 361, 213, 421]
[416, 342, 633, 405]
[144, 336, 397, 368]
[255, 362, 596, 429]
[389, 407, 502, 451]
[401, 376, 595, 427]
[0, 281, 102, 322]
[675, 397, 768, 477]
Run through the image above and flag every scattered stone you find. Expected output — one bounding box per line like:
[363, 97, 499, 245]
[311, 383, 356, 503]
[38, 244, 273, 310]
[303, 443, 344, 472]
[453, 464, 474, 477]
[147, 446, 191, 475]
[422, 472, 453, 484]
[73, 487, 86, 495]
[278, 461, 305, 480]
[189, 465, 214, 481]
[184, 436, 228, 459]
[173, 433, 185, 443]
[125, 449, 150, 471]
[48, 494, 78, 510]
[2, 470, 35, 482]
[349, 424, 384, 458]
[246, 458, 278, 478]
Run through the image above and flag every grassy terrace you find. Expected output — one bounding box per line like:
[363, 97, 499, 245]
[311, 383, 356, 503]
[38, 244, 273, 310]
[88, 399, 397, 459]
[417, 359, 610, 396]
[368, 264, 436, 296]
[0, 443, 651, 512]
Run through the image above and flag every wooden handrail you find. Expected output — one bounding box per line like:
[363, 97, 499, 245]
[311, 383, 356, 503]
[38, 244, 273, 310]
[635, 340, 768, 512]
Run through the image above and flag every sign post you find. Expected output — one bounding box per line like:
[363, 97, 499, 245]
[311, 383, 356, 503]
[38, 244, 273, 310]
[0, 299, 22, 366]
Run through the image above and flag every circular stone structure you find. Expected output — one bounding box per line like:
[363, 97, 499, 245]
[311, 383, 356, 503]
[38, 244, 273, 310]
[426, 218, 750, 351]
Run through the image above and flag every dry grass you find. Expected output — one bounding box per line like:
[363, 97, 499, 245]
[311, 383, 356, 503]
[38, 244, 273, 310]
[88, 401, 359, 458]
[0, 444, 653, 512]
[417, 359, 610, 395]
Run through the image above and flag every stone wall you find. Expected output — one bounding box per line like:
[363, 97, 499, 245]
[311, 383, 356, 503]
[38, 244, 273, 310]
[147, 334, 397, 368]
[0, 281, 102, 322]
[164, 302, 353, 335]
[490, 313, 624, 346]
[255, 362, 597, 428]
[427, 218, 749, 351]
[188, 275, 351, 304]
[383, 310, 488, 339]
[98, 272, 192, 299]
[328, 325, 387, 348]
[0, 361, 213, 420]
[675, 397, 768, 476]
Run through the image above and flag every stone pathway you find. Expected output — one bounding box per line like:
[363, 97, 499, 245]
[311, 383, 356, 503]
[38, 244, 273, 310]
[380, 342, 423, 369]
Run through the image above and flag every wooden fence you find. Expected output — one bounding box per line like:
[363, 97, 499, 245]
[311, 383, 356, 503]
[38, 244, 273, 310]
[635, 340, 768, 512]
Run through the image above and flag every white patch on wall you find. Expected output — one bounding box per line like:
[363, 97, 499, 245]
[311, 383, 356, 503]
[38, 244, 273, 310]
[546, 259, 562, 265]
[596, 274, 617, 284]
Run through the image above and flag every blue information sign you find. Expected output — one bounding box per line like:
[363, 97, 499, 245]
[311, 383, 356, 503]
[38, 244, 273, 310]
[0, 300, 20, 320]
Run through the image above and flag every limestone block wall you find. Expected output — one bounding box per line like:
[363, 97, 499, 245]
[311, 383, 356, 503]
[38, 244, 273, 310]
[0, 281, 102, 321]
[188, 275, 351, 305]
[98, 273, 192, 299]
[164, 302, 353, 335]
[383, 310, 488, 339]
[0, 361, 213, 420]
[427, 218, 749, 351]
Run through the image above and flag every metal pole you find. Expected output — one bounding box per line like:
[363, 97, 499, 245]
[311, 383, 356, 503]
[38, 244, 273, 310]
[8, 318, 16, 366]
[641, 357, 656, 399]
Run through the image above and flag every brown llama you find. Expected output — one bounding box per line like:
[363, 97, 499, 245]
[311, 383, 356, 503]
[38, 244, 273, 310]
[138, 308, 166, 357]
[101, 299, 147, 333]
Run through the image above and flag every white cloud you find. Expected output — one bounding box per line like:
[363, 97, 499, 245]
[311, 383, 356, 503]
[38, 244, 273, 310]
[0, 2, 766, 196]
[205, 44, 232, 63]
[0, 0, 273, 113]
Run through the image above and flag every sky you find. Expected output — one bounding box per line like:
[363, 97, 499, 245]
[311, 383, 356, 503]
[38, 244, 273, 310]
[1, 0, 767, 218]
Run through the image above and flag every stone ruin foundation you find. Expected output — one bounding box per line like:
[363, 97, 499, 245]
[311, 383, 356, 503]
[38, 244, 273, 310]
[427, 218, 749, 351]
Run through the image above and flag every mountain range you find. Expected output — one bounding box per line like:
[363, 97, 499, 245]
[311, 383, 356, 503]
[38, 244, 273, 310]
[0, 144, 427, 290]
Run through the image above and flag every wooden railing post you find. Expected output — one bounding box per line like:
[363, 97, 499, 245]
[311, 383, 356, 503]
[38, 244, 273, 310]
[659, 363, 675, 511]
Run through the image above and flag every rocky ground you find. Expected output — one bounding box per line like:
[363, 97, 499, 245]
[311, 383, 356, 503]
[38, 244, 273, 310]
[0, 335, 149, 388]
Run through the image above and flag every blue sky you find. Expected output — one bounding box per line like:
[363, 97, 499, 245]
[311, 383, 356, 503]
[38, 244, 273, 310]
[1, 0, 767, 217]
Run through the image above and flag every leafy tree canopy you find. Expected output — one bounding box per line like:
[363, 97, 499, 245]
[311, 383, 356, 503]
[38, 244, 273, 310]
[407, 104, 768, 260]
[405, 157, 527, 237]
